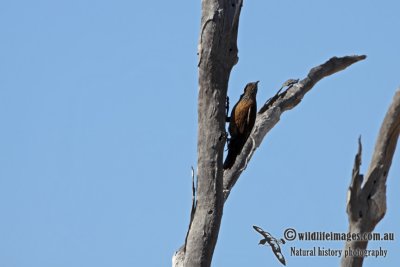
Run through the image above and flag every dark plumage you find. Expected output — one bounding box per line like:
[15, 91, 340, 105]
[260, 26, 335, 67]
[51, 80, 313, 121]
[224, 81, 258, 169]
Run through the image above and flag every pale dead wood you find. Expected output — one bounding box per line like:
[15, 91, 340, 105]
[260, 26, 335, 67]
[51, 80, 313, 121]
[173, 1, 243, 266]
[174, 2, 371, 266]
[341, 89, 400, 267]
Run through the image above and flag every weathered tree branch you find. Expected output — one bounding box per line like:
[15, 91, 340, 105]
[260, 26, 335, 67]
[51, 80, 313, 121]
[173, 1, 243, 266]
[341, 89, 400, 267]
[223, 55, 367, 200]
[174, 2, 371, 266]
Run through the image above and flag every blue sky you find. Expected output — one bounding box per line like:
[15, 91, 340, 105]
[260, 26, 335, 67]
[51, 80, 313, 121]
[0, 1, 399, 266]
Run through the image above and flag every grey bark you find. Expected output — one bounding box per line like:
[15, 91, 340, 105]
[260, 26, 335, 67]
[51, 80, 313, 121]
[173, 2, 369, 267]
[173, 1, 243, 267]
[341, 89, 400, 267]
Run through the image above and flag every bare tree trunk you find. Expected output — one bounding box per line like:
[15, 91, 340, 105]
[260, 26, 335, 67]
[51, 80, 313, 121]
[173, 2, 369, 267]
[341, 90, 400, 267]
[173, 1, 243, 266]
[174, 54, 367, 267]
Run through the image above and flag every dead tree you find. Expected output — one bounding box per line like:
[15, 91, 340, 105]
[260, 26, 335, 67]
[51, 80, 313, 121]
[341, 89, 400, 267]
[173, 1, 366, 266]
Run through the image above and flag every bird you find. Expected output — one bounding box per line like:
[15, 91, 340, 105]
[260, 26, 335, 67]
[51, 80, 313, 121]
[223, 81, 258, 169]
[253, 225, 286, 266]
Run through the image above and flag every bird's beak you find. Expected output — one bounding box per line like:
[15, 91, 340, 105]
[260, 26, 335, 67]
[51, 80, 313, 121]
[255, 81, 260, 85]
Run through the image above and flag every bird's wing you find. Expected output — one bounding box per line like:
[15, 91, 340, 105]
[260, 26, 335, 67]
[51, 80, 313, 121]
[247, 102, 257, 130]
[270, 242, 286, 266]
[253, 225, 265, 235]
[253, 226, 273, 239]
[234, 100, 254, 134]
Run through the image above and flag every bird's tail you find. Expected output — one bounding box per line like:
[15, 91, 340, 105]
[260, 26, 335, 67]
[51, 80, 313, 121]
[223, 138, 245, 169]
